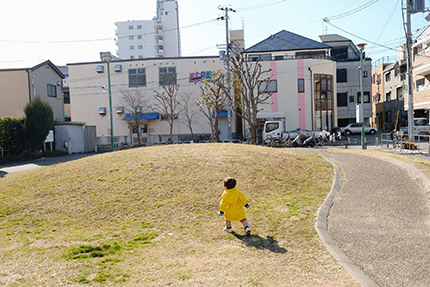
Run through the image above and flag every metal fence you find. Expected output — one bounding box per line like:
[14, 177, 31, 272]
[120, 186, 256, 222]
[380, 133, 430, 154]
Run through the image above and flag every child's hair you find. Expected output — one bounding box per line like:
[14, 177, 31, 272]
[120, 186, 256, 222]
[224, 177, 236, 189]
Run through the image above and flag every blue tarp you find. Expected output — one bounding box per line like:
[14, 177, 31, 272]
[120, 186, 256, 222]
[212, 110, 228, 118]
[122, 112, 160, 120]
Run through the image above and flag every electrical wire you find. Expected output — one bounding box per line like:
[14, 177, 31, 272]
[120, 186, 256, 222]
[324, 0, 380, 21]
[236, 0, 288, 12]
[0, 19, 217, 44]
[375, 0, 401, 43]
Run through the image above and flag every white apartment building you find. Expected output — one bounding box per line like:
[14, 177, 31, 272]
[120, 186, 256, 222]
[115, 0, 180, 60]
[319, 34, 372, 128]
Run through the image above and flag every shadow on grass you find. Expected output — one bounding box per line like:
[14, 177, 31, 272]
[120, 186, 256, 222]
[0, 170, 7, 178]
[231, 231, 287, 254]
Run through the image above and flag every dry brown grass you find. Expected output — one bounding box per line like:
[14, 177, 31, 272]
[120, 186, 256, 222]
[0, 144, 359, 286]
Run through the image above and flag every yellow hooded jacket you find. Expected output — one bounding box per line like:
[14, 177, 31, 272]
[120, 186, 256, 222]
[219, 187, 247, 221]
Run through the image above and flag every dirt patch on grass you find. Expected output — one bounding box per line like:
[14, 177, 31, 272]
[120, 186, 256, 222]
[0, 144, 359, 286]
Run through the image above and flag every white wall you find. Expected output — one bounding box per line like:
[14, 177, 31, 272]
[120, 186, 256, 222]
[68, 56, 225, 145]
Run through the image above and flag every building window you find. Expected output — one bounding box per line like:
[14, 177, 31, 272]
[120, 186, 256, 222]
[47, 84, 57, 98]
[396, 86, 403, 100]
[296, 51, 326, 59]
[363, 71, 368, 78]
[130, 56, 135, 59]
[385, 72, 391, 82]
[332, 47, 348, 60]
[416, 78, 425, 89]
[129, 68, 146, 87]
[128, 25, 133, 30]
[298, 78, 305, 93]
[138, 45, 143, 50]
[386, 91, 391, 102]
[138, 35, 142, 39]
[137, 25, 142, 29]
[138, 55, 143, 59]
[337, 92, 348, 107]
[357, 92, 370, 103]
[275, 55, 283, 60]
[129, 36, 134, 40]
[259, 80, 277, 93]
[349, 95, 355, 103]
[159, 67, 176, 85]
[64, 92, 70, 104]
[130, 45, 134, 50]
[337, 69, 347, 83]
[249, 54, 272, 61]
[314, 74, 333, 131]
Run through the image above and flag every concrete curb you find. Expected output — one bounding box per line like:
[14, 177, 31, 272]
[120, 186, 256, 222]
[315, 156, 378, 287]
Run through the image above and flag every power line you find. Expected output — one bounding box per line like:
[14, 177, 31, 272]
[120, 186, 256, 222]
[236, 0, 288, 12]
[324, 0, 380, 21]
[0, 19, 217, 44]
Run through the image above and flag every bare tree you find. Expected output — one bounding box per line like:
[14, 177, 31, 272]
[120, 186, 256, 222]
[196, 70, 229, 142]
[179, 93, 200, 142]
[152, 71, 184, 143]
[118, 89, 150, 145]
[230, 49, 273, 144]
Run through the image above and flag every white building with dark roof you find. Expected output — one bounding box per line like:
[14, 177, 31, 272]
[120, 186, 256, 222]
[244, 30, 338, 132]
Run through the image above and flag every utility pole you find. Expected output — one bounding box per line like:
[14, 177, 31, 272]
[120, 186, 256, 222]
[218, 6, 236, 140]
[406, 0, 415, 141]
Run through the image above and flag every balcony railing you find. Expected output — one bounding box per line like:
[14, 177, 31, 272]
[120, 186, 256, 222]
[417, 83, 430, 92]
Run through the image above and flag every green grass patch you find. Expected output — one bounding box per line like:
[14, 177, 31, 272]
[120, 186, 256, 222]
[0, 144, 361, 286]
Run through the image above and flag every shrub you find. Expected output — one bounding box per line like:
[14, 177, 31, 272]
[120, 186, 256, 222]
[0, 117, 27, 156]
[24, 97, 54, 152]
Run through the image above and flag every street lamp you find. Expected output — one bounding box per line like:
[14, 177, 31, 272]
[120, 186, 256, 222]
[357, 43, 367, 150]
[100, 51, 114, 151]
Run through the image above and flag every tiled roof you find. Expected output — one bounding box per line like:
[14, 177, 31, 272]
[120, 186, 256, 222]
[245, 30, 330, 53]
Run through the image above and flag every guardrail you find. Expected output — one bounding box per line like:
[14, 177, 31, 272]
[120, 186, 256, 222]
[380, 133, 430, 154]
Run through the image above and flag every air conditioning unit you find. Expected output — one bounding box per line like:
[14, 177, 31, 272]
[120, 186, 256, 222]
[116, 106, 124, 114]
[114, 64, 122, 72]
[96, 66, 104, 73]
[98, 107, 107, 115]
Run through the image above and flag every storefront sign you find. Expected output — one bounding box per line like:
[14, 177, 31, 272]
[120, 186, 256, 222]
[189, 71, 214, 84]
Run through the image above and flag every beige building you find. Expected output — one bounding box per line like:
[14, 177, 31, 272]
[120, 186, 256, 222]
[412, 26, 430, 120]
[68, 56, 226, 146]
[0, 60, 65, 121]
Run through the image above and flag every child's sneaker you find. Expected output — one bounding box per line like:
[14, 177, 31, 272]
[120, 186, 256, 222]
[223, 227, 232, 233]
[245, 226, 251, 236]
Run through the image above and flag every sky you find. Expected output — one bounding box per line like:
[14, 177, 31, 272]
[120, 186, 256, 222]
[1, 0, 430, 68]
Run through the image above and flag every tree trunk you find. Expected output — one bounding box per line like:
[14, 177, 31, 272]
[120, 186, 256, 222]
[169, 120, 174, 144]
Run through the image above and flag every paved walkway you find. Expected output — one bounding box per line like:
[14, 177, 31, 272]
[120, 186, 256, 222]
[312, 149, 430, 287]
[0, 153, 94, 177]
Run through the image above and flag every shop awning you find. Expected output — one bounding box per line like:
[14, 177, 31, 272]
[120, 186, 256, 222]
[212, 110, 228, 118]
[122, 112, 160, 120]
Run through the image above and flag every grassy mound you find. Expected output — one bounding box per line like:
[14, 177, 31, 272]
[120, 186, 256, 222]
[0, 144, 358, 286]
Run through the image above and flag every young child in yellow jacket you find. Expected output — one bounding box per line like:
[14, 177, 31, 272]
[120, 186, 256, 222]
[218, 177, 251, 236]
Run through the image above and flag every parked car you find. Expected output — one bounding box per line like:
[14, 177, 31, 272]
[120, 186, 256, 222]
[399, 118, 430, 139]
[340, 123, 378, 135]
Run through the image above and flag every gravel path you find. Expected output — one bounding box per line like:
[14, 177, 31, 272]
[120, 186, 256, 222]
[318, 151, 430, 287]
